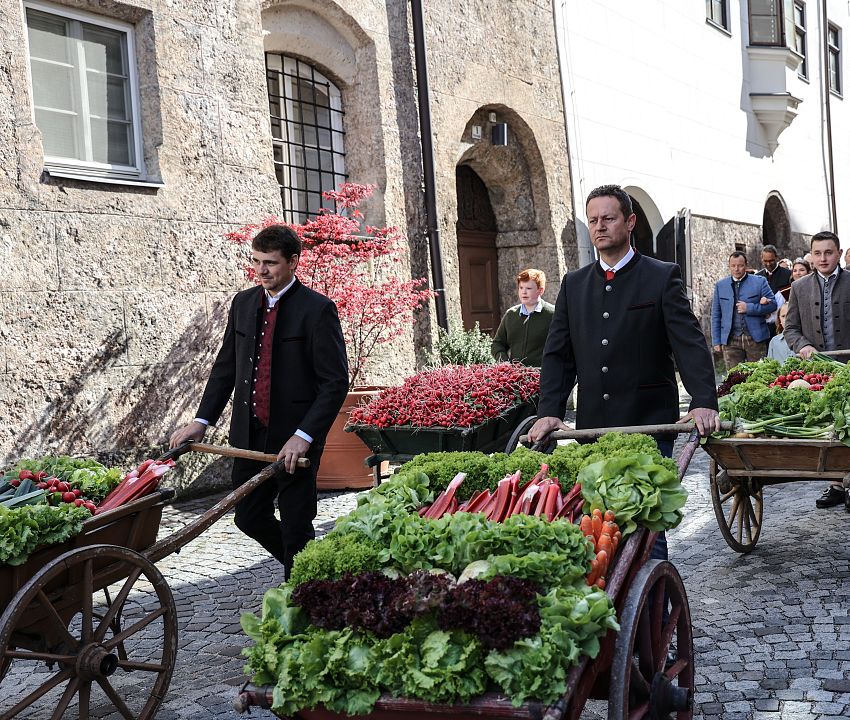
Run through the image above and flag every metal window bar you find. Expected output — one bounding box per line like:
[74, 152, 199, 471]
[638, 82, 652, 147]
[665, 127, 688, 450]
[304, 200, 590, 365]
[265, 53, 347, 224]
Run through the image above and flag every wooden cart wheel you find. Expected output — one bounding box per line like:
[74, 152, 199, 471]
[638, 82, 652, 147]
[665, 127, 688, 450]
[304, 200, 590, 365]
[709, 461, 763, 553]
[0, 544, 177, 720]
[608, 560, 694, 720]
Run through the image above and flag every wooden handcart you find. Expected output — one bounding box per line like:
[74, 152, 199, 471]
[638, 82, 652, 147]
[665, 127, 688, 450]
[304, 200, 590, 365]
[0, 443, 307, 720]
[235, 424, 705, 720]
[705, 348, 850, 553]
[346, 401, 538, 485]
[703, 438, 850, 553]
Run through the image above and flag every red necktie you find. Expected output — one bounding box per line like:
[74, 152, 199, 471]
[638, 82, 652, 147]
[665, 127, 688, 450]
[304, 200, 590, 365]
[605, 269, 615, 281]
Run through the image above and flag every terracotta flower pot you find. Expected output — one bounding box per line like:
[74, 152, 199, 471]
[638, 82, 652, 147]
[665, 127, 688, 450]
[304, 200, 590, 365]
[317, 386, 385, 490]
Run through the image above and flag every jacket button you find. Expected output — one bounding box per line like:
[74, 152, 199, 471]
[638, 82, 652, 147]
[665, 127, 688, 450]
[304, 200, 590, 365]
[605, 285, 613, 292]
[602, 366, 609, 373]
[602, 312, 609, 319]
[815, 316, 819, 320]
[243, 401, 248, 406]
[603, 394, 610, 400]
[602, 339, 609, 346]
[244, 379, 249, 384]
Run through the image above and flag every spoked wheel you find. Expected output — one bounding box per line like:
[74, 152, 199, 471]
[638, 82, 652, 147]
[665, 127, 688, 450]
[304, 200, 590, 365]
[504, 414, 538, 454]
[504, 415, 556, 455]
[709, 462, 763, 553]
[0, 544, 177, 719]
[608, 560, 694, 720]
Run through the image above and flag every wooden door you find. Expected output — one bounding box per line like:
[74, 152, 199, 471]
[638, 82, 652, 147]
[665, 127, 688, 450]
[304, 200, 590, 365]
[456, 165, 500, 334]
[458, 230, 500, 333]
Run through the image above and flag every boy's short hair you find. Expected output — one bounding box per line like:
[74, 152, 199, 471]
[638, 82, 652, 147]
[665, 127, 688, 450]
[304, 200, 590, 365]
[516, 268, 546, 290]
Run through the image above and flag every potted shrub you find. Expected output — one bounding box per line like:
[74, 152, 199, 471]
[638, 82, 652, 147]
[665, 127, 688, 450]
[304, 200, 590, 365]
[226, 183, 433, 488]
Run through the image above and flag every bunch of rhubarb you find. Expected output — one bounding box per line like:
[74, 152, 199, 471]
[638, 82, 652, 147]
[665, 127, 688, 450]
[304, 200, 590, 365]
[419, 465, 586, 523]
[95, 458, 175, 515]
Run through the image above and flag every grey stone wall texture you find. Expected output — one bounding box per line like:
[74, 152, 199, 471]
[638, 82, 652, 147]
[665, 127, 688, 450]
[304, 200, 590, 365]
[0, 0, 573, 470]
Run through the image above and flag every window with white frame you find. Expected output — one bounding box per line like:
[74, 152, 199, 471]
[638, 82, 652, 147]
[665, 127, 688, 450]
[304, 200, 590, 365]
[265, 54, 347, 223]
[706, 0, 729, 31]
[828, 23, 842, 95]
[793, 1, 807, 78]
[24, 2, 145, 180]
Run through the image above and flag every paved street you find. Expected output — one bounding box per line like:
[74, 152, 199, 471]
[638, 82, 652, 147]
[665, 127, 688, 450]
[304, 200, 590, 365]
[5, 437, 850, 719]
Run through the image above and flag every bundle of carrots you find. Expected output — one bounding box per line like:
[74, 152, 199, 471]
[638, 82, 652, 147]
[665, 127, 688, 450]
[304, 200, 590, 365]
[419, 465, 586, 523]
[580, 509, 621, 589]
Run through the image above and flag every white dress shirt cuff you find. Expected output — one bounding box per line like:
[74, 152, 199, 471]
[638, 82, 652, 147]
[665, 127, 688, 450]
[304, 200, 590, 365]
[295, 429, 313, 444]
[193, 418, 210, 426]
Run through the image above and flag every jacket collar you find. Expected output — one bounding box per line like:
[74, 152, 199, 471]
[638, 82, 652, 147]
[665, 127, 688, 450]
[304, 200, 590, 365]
[594, 249, 641, 278]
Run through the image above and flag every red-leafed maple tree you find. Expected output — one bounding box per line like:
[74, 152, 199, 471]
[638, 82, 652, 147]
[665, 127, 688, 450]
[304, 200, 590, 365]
[226, 183, 433, 390]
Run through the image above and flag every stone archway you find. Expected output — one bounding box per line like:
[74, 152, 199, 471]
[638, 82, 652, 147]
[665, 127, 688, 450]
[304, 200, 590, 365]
[456, 106, 555, 318]
[762, 192, 791, 255]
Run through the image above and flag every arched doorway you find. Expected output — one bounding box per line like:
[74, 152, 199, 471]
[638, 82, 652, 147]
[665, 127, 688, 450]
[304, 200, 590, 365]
[630, 198, 654, 257]
[762, 192, 791, 254]
[456, 165, 500, 333]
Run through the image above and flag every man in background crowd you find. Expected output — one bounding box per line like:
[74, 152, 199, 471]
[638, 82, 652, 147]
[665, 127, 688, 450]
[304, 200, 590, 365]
[711, 252, 776, 368]
[491, 268, 555, 366]
[784, 231, 850, 510]
[757, 244, 792, 337]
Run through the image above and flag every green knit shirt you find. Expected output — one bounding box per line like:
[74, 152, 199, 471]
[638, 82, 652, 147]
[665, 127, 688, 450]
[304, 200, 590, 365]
[491, 301, 555, 366]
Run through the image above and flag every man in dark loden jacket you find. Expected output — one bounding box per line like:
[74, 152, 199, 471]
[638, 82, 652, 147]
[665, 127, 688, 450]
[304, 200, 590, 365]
[170, 225, 349, 577]
[528, 185, 719, 444]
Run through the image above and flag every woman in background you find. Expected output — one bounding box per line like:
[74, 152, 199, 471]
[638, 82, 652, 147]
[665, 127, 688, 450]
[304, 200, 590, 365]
[767, 303, 794, 361]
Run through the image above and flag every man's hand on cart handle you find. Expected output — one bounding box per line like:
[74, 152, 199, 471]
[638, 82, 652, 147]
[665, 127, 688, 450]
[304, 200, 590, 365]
[677, 407, 721, 436]
[169, 421, 207, 449]
[527, 416, 568, 445]
[278, 435, 310, 475]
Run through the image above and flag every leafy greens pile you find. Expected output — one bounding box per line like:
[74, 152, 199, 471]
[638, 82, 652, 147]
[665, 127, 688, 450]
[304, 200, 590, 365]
[578, 454, 686, 535]
[0, 503, 91, 565]
[243, 466, 618, 714]
[400, 432, 677, 500]
[3, 456, 122, 502]
[717, 356, 850, 444]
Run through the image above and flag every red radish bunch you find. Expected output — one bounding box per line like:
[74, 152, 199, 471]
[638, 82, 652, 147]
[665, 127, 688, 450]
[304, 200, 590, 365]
[95, 458, 175, 515]
[10, 471, 98, 513]
[419, 465, 586, 523]
[769, 370, 831, 390]
[349, 363, 540, 429]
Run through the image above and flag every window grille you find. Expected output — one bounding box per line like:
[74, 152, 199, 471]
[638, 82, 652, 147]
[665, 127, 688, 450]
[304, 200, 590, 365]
[265, 54, 347, 223]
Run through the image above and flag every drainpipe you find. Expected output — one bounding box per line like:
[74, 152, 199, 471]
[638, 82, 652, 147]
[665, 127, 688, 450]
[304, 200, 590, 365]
[821, 0, 838, 231]
[410, 0, 449, 330]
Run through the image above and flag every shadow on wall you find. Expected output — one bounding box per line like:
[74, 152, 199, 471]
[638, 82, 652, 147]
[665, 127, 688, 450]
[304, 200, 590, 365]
[8, 307, 227, 479]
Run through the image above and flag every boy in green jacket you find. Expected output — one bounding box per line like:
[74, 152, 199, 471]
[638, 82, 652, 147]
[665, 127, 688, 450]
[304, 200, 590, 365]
[491, 268, 555, 366]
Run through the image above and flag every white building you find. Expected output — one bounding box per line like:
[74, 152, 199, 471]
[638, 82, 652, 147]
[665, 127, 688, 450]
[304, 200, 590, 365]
[554, 0, 850, 325]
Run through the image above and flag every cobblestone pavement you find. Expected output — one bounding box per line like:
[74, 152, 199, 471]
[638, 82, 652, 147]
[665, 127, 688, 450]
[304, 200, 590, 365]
[5, 434, 850, 719]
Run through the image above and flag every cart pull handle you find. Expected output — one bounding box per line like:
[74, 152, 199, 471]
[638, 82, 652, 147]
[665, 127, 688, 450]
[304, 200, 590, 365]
[819, 349, 850, 358]
[520, 420, 733, 444]
[166, 441, 310, 468]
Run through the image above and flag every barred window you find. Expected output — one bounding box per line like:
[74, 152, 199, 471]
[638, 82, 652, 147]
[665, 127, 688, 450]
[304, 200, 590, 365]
[266, 54, 347, 223]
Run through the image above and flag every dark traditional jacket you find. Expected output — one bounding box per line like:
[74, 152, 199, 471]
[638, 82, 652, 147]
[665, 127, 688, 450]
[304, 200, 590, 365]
[784, 269, 850, 353]
[196, 280, 349, 453]
[491, 301, 555, 366]
[756, 266, 792, 294]
[538, 253, 718, 430]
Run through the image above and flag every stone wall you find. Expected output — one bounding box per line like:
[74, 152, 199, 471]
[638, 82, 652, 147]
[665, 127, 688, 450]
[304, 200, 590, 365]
[0, 0, 277, 470]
